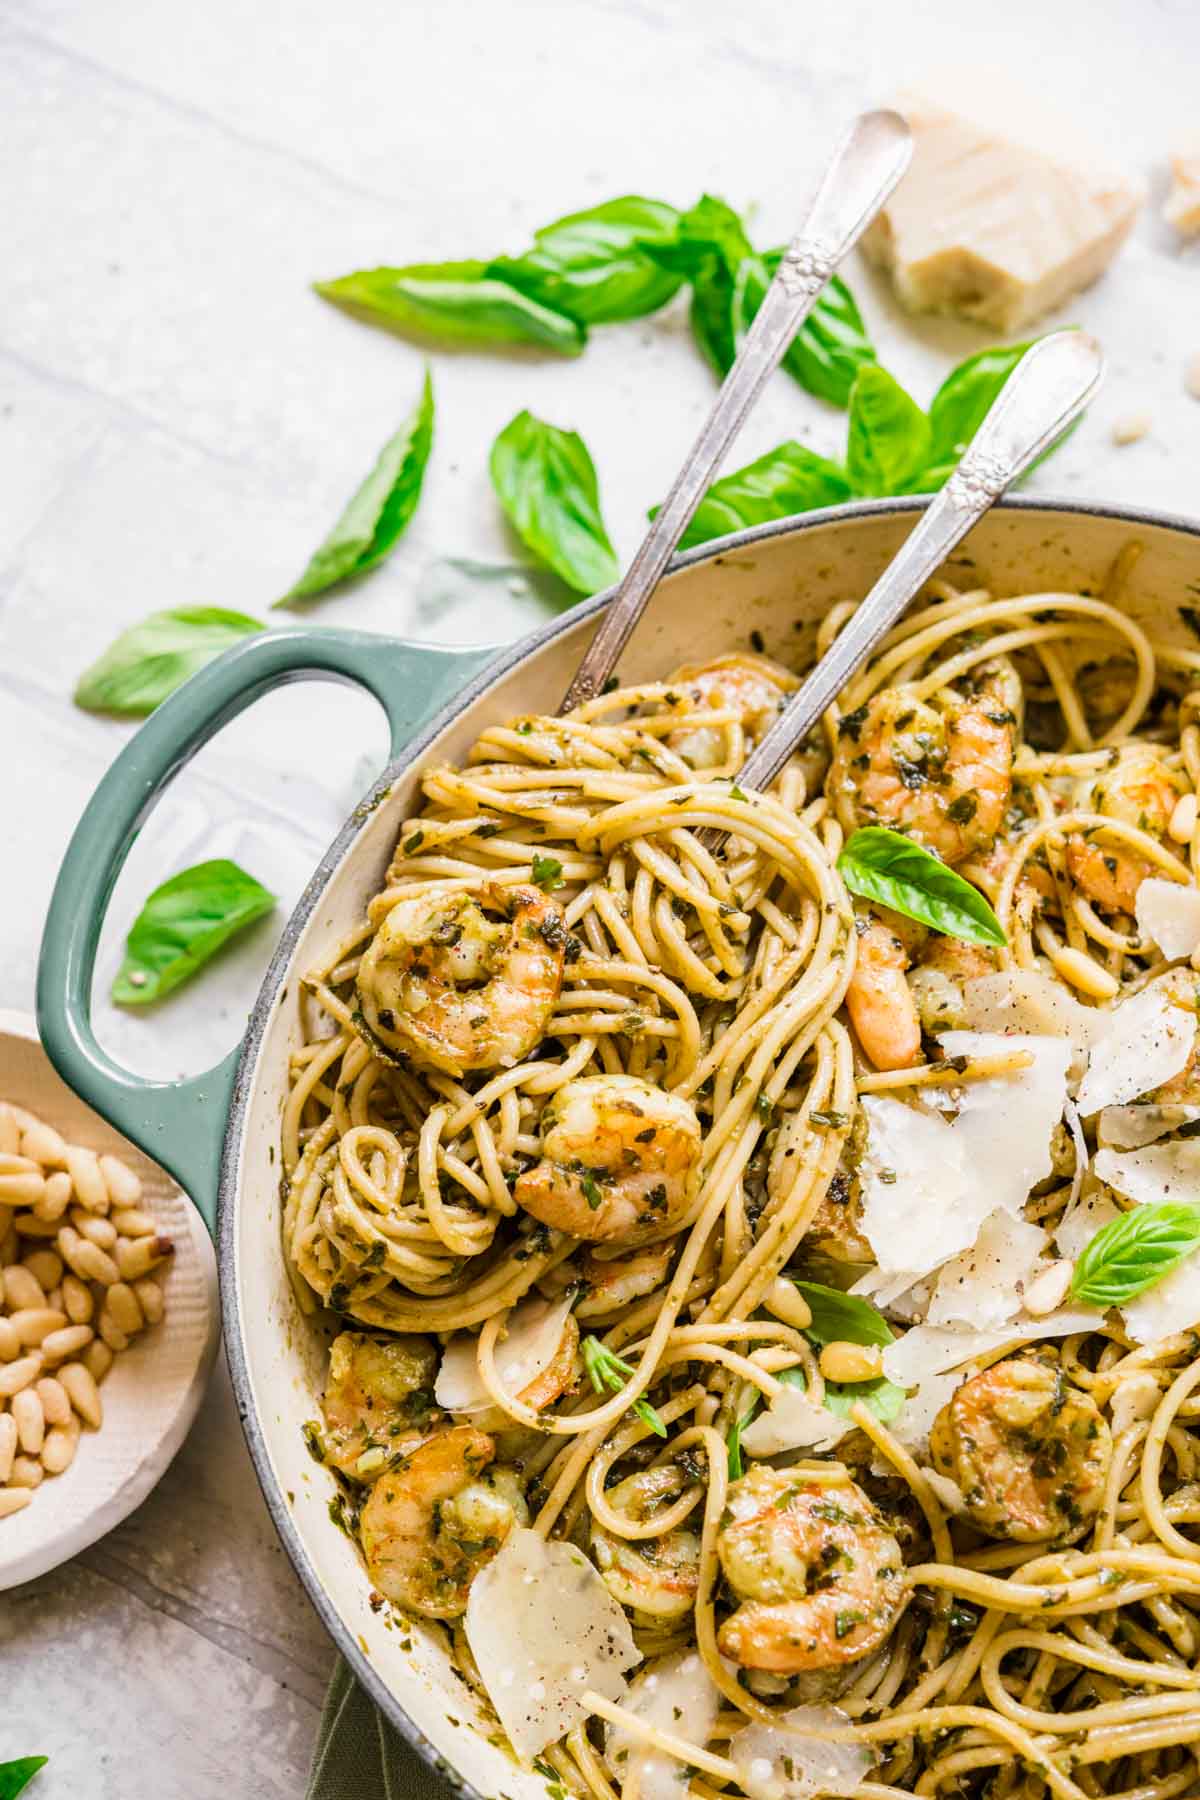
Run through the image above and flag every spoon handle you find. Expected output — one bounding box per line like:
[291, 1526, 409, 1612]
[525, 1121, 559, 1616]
[734, 329, 1106, 796]
[558, 109, 913, 714]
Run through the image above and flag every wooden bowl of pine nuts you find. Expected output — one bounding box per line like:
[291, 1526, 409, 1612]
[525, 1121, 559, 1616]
[0, 1010, 218, 1588]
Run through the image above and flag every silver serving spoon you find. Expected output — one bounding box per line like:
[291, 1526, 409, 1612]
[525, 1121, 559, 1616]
[725, 329, 1105, 809]
[558, 108, 913, 714]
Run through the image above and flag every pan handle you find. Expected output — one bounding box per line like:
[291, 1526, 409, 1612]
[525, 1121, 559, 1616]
[35, 627, 498, 1231]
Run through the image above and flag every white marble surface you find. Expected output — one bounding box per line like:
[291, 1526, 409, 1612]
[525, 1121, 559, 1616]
[1, 0, 1198, 1791]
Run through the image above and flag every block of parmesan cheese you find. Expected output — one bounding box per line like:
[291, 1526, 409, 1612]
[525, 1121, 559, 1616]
[1164, 145, 1200, 239]
[860, 97, 1140, 331]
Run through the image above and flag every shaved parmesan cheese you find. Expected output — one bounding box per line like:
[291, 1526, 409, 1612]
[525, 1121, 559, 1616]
[730, 1705, 873, 1800]
[1135, 879, 1200, 963]
[1121, 1250, 1200, 1344]
[1063, 1098, 1087, 1213]
[435, 1294, 573, 1413]
[1099, 1104, 1200, 1148]
[859, 1035, 1069, 1298]
[464, 1528, 640, 1758]
[605, 1653, 721, 1800]
[1165, 145, 1200, 239]
[888, 1365, 964, 1456]
[1075, 977, 1195, 1116]
[1054, 1191, 1122, 1261]
[740, 1386, 849, 1457]
[941, 1033, 1072, 1218]
[883, 1310, 1105, 1388]
[1094, 1140, 1200, 1208]
[927, 1211, 1048, 1330]
[963, 970, 1101, 1075]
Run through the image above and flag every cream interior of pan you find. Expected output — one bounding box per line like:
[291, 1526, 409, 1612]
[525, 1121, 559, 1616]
[226, 503, 1200, 1800]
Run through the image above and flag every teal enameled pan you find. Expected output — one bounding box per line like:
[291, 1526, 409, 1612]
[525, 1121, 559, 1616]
[35, 498, 1200, 1800]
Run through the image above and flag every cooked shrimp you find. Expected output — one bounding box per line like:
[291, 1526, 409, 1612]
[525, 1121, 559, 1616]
[716, 1467, 906, 1673]
[321, 1330, 439, 1479]
[513, 1074, 702, 1244]
[830, 661, 1020, 864]
[1066, 752, 1185, 913]
[355, 880, 567, 1077]
[929, 1352, 1112, 1542]
[575, 1242, 675, 1322]
[907, 935, 1000, 1036]
[666, 653, 795, 770]
[359, 1425, 527, 1617]
[844, 913, 922, 1072]
[592, 1467, 701, 1621]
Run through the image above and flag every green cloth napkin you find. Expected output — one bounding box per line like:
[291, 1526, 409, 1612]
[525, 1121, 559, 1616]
[307, 1657, 455, 1800]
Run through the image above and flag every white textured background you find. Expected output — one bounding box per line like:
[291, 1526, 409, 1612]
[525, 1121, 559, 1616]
[1, 0, 1198, 1792]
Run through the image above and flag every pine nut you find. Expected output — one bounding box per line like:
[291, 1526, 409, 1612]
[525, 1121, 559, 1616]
[20, 1120, 68, 1169]
[9, 1454, 44, 1489]
[40, 1424, 78, 1476]
[40, 1325, 94, 1363]
[66, 1146, 108, 1214]
[1049, 945, 1120, 1000]
[111, 1207, 155, 1238]
[35, 1377, 71, 1427]
[82, 1340, 113, 1385]
[22, 1249, 63, 1292]
[0, 1170, 45, 1207]
[0, 1353, 43, 1398]
[116, 1234, 173, 1281]
[0, 1152, 41, 1178]
[0, 1319, 19, 1361]
[60, 1361, 102, 1428]
[15, 1213, 59, 1239]
[1170, 793, 1198, 845]
[97, 1309, 129, 1353]
[818, 1341, 884, 1385]
[133, 1278, 164, 1326]
[0, 1414, 16, 1482]
[0, 1488, 32, 1518]
[99, 1155, 142, 1207]
[12, 1388, 44, 1456]
[61, 1274, 94, 1324]
[9, 1308, 67, 1348]
[106, 1283, 143, 1337]
[44, 1284, 63, 1312]
[3, 1265, 44, 1310]
[0, 1106, 18, 1156]
[1024, 1259, 1074, 1317]
[34, 1171, 73, 1223]
[70, 1210, 118, 1251]
[764, 1277, 813, 1332]
[56, 1227, 119, 1286]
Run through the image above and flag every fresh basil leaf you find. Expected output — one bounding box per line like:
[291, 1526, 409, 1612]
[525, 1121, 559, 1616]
[845, 365, 932, 498]
[837, 827, 1008, 949]
[489, 411, 620, 595]
[277, 369, 434, 606]
[778, 1360, 904, 1425]
[314, 261, 585, 355]
[658, 441, 851, 550]
[74, 608, 264, 717]
[651, 196, 753, 376]
[726, 1398, 760, 1478]
[489, 197, 684, 325]
[790, 1280, 894, 1349]
[1071, 1201, 1200, 1307]
[926, 341, 1036, 472]
[734, 259, 876, 407]
[0, 1760, 47, 1800]
[112, 859, 277, 1006]
[780, 1283, 904, 1425]
[0, 1759, 48, 1800]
